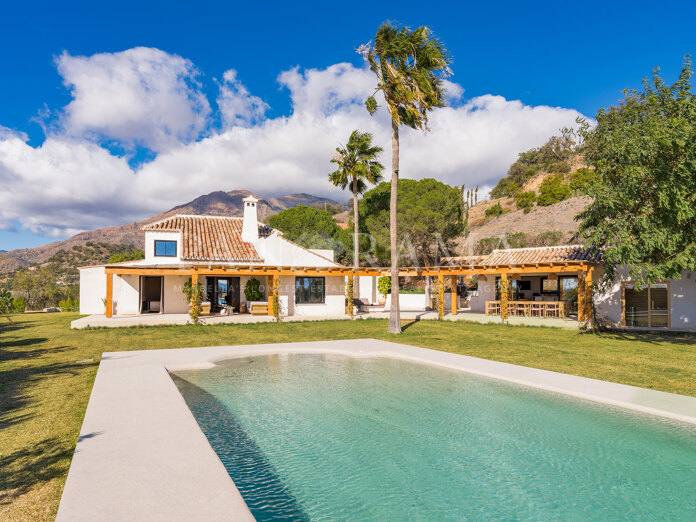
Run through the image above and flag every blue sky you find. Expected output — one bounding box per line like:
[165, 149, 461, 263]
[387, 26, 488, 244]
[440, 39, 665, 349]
[0, 0, 693, 251]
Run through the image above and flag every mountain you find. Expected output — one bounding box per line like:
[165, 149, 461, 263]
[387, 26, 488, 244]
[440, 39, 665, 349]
[0, 190, 339, 274]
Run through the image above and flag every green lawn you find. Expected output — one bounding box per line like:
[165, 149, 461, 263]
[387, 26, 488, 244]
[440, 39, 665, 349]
[1, 313, 695, 520]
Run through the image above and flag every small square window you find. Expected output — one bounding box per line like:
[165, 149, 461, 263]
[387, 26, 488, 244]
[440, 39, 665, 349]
[295, 277, 325, 304]
[154, 240, 177, 257]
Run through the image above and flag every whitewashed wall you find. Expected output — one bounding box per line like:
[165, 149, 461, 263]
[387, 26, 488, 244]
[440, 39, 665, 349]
[594, 266, 696, 330]
[114, 275, 139, 315]
[256, 233, 339, 267]
[143, 231, 182, 264]
[470, 277, 497, 313]
[79, 267, 106, 315]
[163, 275, 191, 314]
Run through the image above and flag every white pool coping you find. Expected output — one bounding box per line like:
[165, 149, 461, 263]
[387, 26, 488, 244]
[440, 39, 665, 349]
[57, 339, 696, 520]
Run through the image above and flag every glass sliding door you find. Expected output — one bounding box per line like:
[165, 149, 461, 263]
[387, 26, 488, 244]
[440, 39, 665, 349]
[649, 284, 669, 327]
[559, 277, 578, 314]
[624, 283, 669, 327]
[206, 277, 241, 313]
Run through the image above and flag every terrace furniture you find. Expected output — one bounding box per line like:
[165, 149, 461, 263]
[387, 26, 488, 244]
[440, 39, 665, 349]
[530, 302, 544, 317]
[250, 302, 269, 315]
[545, 302, 560, 318]
[484, 300, 567, 319]
[200, 301, 211, 316]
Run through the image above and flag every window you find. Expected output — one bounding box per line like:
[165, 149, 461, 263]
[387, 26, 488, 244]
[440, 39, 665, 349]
[541, 278, 558, 294]
[295, 277, 325, 304]
[154, 240, 177, 257]
[624, 283, 669, 327]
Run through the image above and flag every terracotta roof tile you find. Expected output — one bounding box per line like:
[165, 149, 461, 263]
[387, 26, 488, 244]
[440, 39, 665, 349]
[142, 215, 273, 262]
[443, 245, 601, 267]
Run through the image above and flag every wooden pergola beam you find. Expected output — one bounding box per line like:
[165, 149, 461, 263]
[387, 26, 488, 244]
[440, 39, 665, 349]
[104, 263, 598, 278]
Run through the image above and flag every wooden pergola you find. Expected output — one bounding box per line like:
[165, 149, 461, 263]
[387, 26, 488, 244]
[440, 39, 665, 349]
[103, 261, 597, 320]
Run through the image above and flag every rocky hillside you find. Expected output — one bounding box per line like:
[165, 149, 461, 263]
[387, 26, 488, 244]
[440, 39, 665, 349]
[454, 196, 591, 255]
[0, 190, 338, 274]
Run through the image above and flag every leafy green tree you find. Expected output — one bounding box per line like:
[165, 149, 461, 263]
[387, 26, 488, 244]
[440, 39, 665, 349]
[329, 130, 383, 271]
[515, 191, 536, 212]
[360, 178, 462, 267]
[537, 175, 571, 206]
[578, 57, 696, 285]
[11, 267, 61, 310]
[568, 167, 600, 196]
[360, 22, 451, 333]
[0, 289, 13, 321]
[268, 205, 345, 260]
[108, 249, 144, 264]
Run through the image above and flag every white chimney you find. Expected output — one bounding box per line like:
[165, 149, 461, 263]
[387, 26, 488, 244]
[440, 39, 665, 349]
[241, 194, 259, 242]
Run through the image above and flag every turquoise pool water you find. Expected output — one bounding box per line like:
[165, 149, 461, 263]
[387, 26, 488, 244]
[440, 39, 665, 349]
[172, 354, 696, 520]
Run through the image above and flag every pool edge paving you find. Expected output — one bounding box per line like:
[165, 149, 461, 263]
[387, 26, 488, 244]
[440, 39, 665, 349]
[57, 339, 696, 520]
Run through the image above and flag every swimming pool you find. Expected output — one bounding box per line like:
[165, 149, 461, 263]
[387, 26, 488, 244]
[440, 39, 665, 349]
[173, 353, 696, 520]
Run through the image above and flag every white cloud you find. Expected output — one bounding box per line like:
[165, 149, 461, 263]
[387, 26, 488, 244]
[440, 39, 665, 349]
[56, 47, 210, 152]
[0, 51, 587, 240]
[217, 69, 268, 128]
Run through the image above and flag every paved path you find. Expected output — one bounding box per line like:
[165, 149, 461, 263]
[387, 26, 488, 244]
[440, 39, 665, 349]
[71, 311, 580, 330]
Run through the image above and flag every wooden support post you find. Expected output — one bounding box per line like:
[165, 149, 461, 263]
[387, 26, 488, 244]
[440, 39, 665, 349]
[105, 272, 113, 318]
[450, 275, 457, 315]
[438, 274, 445, 318]
[584, 267, 593, 324]
[577, 271, 586, 322]
[500, 273, 509, 324]
[267, 275, 274, 316]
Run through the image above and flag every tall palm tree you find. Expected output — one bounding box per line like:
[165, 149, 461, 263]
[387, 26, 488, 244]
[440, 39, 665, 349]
[359, 22, 451, 333]
[329, 130, 384, 278]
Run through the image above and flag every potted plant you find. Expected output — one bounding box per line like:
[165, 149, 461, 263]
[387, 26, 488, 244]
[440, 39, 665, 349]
[244, 278, 263, 301]
[377, 275, 391, 306]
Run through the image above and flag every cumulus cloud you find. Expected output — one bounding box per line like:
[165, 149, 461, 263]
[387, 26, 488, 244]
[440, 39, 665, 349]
[56, 47, 210, 151]
[0, 49, 587, 239]
[217, 69, 269, 128]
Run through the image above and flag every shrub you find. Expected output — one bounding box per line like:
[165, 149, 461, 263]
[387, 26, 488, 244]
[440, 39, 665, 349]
[514, 191, 536, 211]
[58, 297, 79, 312]
[475, 237, 505, 255]
[485, 203, 503, 217]
[377, 275, 391, 297]
[244, 278, 263, 301]
[550, 161, 571, 174]
[535, 230, 563, 246]
[537, 175, 571, 206]
[12, 296, 26, 313]
[505, 232, 528, 249]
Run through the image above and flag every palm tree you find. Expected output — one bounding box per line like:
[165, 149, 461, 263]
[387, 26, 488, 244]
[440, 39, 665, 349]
[359, 22, 451, 333]
[329, 130, 384, 278]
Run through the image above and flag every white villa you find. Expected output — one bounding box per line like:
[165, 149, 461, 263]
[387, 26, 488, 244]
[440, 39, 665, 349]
[77, 195, 696, 332]
[79, 196, 346, 319]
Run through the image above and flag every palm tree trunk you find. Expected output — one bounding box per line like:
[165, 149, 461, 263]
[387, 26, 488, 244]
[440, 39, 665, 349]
[352, 176, 360, 302]
[388, 119, 402, 333]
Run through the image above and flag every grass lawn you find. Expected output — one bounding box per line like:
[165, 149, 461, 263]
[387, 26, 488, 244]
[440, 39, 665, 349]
[2, 312, 695, 520]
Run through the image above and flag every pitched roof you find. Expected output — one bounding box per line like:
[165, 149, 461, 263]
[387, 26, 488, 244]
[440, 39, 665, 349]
[440, 255, 487, 266]
[142, 215, 273, 262]
[442, 245, 602, 267]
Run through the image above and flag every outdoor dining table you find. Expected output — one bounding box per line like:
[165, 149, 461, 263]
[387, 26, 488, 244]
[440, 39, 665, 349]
[485, 300, 568, 318]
